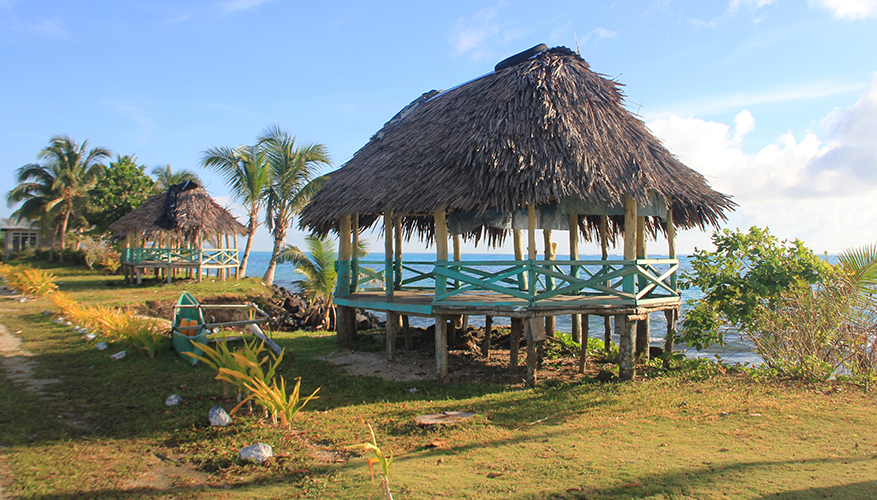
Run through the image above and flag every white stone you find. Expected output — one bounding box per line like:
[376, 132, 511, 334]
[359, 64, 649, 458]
[83, 333, 96, 341]
[110, 351, 126, 360]
[208, 406, 232, 427]
[78, 328, 88, 334]
[96, 342, 108, 351]
[18, 297, 26, 303]
[54, 317, 64, 324]
[165, 393, 182, 406]
[239, 443, 273, 464]
[65, 321, 72, 326]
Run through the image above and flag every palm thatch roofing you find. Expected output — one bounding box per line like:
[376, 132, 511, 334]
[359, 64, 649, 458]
[108, 184, 247, 242]
[300, 45, 735, 242]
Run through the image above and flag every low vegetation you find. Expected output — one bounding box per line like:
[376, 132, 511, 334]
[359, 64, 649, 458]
[680, 227, 877, 386]
[0, 260, 876, 499]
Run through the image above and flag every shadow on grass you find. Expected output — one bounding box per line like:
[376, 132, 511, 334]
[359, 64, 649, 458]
[556, 455, 877, 500]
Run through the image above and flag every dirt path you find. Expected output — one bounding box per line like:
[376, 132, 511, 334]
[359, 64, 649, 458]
[0, 288, 63, 500]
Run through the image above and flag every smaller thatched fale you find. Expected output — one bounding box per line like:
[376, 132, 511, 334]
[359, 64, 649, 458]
[109, 184, 247, 242]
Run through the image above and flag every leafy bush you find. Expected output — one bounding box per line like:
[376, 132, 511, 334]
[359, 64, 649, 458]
[679, 227, 832, 350]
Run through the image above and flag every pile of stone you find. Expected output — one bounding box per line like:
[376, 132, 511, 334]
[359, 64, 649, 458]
[263, 285, 381, 332]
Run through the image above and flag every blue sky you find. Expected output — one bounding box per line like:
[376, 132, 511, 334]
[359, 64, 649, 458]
[2, 0, 876, 255]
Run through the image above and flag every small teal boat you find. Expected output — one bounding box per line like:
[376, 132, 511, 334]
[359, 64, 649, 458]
[172, 291, 210, 365]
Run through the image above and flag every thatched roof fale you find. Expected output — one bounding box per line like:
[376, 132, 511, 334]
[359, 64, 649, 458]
[300, 45, 735, 241]
[108, 184, 247, 241]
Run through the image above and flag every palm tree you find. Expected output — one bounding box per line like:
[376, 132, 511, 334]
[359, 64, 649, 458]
[837, 243, 877, 305]
[201, 144, 270, 277]
[151, 164, 202, 192]
[7, 135, 110, 262]
[278, 236, 369, 330]
[259, 125, 331, 286]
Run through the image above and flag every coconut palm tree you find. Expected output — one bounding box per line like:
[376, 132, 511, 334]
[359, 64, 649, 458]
[201, 144, 270, 277]
[278, 235, 369, 330]
[7, 135, 110, 262]
[259, 125, 331, 286]
[151, 164, 202, 192]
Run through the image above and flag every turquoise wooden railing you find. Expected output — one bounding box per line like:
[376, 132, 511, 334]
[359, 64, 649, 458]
[335, 258, 679, 308]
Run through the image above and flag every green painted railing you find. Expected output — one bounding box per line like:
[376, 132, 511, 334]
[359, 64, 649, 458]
[122, 248, 239, 266]
[337, 258, 679, 308]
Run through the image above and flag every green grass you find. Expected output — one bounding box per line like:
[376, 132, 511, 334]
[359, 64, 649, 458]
[1, 260, 876, 499]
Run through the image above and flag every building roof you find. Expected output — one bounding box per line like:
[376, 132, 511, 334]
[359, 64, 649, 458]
[108, 184, 247, 241]
[300, 46, 735, 242]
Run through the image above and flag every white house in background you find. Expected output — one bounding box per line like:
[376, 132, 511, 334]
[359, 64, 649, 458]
[1, 218, 43, 260]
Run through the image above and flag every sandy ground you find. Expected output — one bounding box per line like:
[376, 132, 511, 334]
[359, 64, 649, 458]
[319, 350, 434, 382]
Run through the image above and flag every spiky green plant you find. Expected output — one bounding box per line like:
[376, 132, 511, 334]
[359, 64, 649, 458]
[346, 423, 394, 500]
[228, 376, 320, 428]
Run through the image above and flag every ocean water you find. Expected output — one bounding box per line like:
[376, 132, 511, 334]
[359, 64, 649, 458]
[242, 250, 760, 363]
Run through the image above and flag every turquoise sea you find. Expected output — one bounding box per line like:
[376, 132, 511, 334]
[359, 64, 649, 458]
[242, 250, 761, 364]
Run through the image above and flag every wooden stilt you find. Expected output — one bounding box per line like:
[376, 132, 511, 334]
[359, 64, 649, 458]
[386, 311, 398, 361]
[525, 319, 538, 387]
[401, 315, 412, 350]
[579, 314, 590, 373]
[448, 315, 458, 350]
[510, 317, 523, 374]
[604, 317, 612, 350]
[435, 315, 448, 381]
[663, 308, 678, 369]
[482, 315, 493, 358]
[336, 306, 353, 349]
[618, 315, 636, 381]
[569, 214, 581, 343]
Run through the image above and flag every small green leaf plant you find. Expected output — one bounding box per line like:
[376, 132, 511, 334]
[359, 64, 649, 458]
[346, 423, 394, 500]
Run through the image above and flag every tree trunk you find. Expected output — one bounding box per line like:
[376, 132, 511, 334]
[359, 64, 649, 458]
[239, 216, 257, 277]
[59, 209, 70, 263]
[262, 225, 286, 286]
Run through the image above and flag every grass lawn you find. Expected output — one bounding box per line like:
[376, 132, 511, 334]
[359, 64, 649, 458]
[1, 262, 876, 499]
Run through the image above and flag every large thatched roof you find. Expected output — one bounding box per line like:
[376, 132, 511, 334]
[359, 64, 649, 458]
[301, 45, 734, 239]
[109, 184, 247, 241]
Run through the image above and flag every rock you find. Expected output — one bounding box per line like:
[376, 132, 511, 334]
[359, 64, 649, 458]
[165, 393, 182, 406]
[18, 297, 26, 303]
[43, 310, 52, 316]
[595, 370, 617, 382]
[649, 346, 664, 359]
[65, 321, 72, 326]
[78, 328, 88, 334]
[239, 443, 273, 464]
[209, 406, 232, 427]
[110, 351, 126, 360]
[54, 317, 65, 324]
[96, 342, 108, 351]
[83, 333, 96, 341]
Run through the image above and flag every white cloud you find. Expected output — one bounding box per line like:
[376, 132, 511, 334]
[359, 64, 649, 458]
[29, 18, 66, 38]
[450, 4, 508, 60]
[646, 77, 877, 252]
[728, 0, 776, 11]
[648, 75, 877, 252]
[812, 0, 877, 19]
[219, 0, 271, 14]
[451, 7, 501, 58]
[643, 79, 867, 120]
